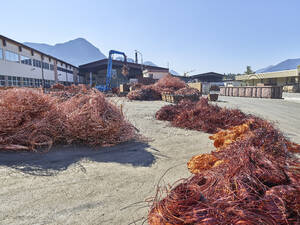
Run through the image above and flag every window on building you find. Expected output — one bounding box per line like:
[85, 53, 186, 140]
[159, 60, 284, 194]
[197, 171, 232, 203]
[0, 49, 3, 60]
[11, 76, 21, 86]
[19, 46, 22, 52]
[0, 75, 5, 86]
[23, 77, 29, 87]
[2, 39, 6, 47]
[50, 64, 54, 71]
[33, 59, 41, 68]
[34, 79, 40, 87]
[17, 77, 21, 86]
[290, 77, 296, 84]
[42, 62, 50, 70]
[12, 76, 17, 86]
[7, 76, 12, 86]
[5, 50, 19, 63]
[20, 55, 32, 65]
[29, 78, 34, 87]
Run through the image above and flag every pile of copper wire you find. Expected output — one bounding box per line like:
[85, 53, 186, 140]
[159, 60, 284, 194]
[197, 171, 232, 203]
[127, 85, 161, 101]
[174, 87, 200, 96]
[51, 83, 65, 90]
[154, 74, 186, 92]
[0, 88, 136, 152]
[149, 118, 300, 225]
[155, 100, 195, 121]
[50, 84, 90, 102]
[0, 88, 66, 151]
[127, 75, 187, 101]
[60, 90, 136, 146]
[156, 98, 251, 133]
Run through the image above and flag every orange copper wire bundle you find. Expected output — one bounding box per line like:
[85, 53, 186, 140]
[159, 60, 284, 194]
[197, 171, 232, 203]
[209, 121, 252, 149]
[149, 145, 300, 225]
[149, 116, 300, 224]
[187, 154, 223, 174]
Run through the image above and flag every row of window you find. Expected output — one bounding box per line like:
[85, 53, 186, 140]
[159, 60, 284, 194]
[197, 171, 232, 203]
[0, 75, 55, 87]
[0, 48, 74, 72]
[57, 66, 73, 74]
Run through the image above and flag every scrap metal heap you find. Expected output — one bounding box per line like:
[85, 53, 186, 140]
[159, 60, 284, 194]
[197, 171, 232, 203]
[0, 87, 136, 152]
[127, 75, 187, 101]
[149, 100, 300, 225]
[156, 98, 250, 133]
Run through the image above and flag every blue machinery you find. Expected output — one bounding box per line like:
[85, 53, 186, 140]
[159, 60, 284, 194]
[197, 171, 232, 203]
[95, 50, 128, 92]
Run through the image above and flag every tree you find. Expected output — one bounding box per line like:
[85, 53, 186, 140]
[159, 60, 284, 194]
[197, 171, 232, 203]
[245, 66, 255, 75]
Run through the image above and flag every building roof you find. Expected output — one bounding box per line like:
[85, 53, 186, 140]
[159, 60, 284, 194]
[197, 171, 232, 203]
[236, 69, 298, 81]
[143, 68, 169, 73]
[189, 72, 225, 79]
[79, 59, 169, 72]
[0, 34, 78, 68]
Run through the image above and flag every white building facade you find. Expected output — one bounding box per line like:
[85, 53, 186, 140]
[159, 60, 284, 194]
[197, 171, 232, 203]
[143, 69, 169, 80]
[0, 35, 78, 87]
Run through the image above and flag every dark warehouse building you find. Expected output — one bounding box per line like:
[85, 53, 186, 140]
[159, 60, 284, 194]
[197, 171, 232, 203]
[79, 59, 169, 87]
[173, 72, 225, 83]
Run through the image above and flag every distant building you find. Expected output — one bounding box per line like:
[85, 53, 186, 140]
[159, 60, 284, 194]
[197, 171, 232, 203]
[223, 80, 242, 87]
[236, 68, 300, 92]
[79, 59, 169, 87]
[0, 35, 78, 87]
[173, 72, 225, 83]
[143, 68, 169, 80]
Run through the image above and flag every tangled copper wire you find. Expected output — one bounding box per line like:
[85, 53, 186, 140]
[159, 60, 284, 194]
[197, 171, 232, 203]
[174, 87, 200, 96]
[127, 75, 187, 101]
[149, 111, 300, 224]
[0, 88, 136, 152]
[156, 98, 251, 133]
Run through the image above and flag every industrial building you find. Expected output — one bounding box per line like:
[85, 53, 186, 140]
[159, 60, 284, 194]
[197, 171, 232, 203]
[0, 35, 78, 87]
[236, 68, 300, 92]
[79, 59, 169, 87]
[173, 72, 225, 83]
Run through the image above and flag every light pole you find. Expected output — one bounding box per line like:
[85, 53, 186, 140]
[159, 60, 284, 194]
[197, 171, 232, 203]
[135, 50, 143, 71]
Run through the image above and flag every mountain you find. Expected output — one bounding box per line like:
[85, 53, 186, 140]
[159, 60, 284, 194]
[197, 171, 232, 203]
[256, 65, 274, 73]
[115, 56, 134, 63]
[24, 38, 106, 66]
[144, 61, 158, 67]
[256, 58, 300, 73]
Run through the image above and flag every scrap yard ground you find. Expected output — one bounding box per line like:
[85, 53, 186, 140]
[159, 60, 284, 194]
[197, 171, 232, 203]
[0, 95, 299, 225]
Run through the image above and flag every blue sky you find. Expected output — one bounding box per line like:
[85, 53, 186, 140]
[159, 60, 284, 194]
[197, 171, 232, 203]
[2, 0, 300, 74]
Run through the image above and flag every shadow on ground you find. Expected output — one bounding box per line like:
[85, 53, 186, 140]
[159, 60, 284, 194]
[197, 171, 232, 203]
[0, 141, 155, 176]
